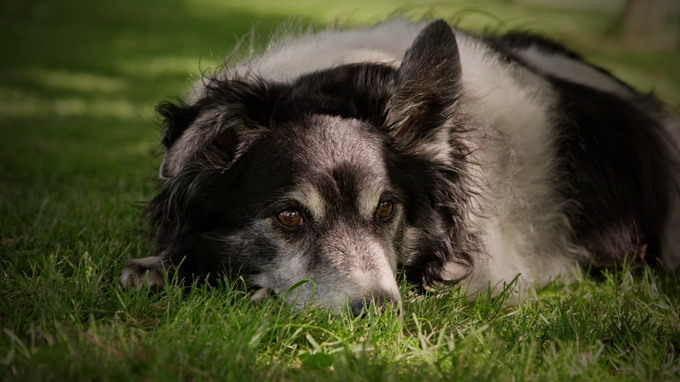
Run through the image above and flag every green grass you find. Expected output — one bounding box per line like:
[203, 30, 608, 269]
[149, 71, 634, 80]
[1, 0, 679, 380]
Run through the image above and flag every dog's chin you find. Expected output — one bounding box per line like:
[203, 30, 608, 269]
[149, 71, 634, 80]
[291, 286, 403, 317]
[246, 277, 403, 316]
[299, 295, 404, 317]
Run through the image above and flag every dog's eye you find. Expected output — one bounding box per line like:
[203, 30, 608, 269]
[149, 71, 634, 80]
[375, 201, 394, 219]
[277, 210, 303, 227]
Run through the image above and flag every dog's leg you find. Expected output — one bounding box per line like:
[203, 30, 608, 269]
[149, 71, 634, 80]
[119, 256, 166, 291]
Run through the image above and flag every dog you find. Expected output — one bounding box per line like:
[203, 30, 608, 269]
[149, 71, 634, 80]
[120, 19, 680, 315]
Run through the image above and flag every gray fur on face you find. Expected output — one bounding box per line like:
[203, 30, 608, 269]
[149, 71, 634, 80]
[245, 115, 403, 311]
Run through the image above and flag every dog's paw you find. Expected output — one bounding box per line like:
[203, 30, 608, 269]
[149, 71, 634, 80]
[119, 256, 166, 291]
[250, 287, 271, 302]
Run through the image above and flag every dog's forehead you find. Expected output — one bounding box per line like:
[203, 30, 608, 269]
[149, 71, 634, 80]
[277, 114, 391, 218]
[295, 115, 387, 169]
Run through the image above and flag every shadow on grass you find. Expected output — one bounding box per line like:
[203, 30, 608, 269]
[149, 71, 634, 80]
[1, 0, 293, 72]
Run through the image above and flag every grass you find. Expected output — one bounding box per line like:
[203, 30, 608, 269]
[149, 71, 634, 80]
[1, 0, 679, 380]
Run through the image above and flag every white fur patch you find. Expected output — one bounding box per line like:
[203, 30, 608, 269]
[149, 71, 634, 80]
[445, 31, 586, 295]
[513, 47, 636, 100]
[357, 188, 386, 220]
[240, 20, 424, 81]
[287, 185, 327, 221]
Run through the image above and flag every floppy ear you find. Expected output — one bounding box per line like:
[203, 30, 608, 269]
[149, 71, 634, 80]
[386, 19, 462, 150]
[157, 78, 285, 178]
[157, 101, 243, 179]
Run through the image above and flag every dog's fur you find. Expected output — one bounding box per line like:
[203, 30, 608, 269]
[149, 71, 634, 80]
[120, 19, 680, 315]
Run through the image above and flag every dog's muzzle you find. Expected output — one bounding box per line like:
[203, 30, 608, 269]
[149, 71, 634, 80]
[348, 291, 401, 317]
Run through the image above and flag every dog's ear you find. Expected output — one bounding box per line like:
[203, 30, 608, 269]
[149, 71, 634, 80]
[157, 79, 283, 179]
[157, 101, 198, 179]
[157, 101, 243, 179]
[386, 19, 462, 151]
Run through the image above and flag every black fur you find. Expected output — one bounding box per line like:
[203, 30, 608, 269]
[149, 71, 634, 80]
[551, 78, 674, 266]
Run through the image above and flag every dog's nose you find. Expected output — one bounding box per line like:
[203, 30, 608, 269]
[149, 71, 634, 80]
[349, 293, 398, 317]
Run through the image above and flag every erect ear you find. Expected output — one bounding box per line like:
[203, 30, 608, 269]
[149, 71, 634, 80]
[386, 19, 462, 150]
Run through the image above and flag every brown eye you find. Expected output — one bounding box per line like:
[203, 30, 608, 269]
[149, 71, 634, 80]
[375, 201, 394, 219]
[277, 210, 303, 227]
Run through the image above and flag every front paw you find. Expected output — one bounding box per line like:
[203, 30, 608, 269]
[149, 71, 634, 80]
[119, 256, 166, 291]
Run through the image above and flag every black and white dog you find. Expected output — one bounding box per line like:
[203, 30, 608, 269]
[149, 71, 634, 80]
[120, 19, 680, 315]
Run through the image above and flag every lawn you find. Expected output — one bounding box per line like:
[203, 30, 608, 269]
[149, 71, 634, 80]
[1, 0, 679, 380]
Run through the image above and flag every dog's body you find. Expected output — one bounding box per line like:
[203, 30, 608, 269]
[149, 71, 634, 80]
[121, 19, 680, 314]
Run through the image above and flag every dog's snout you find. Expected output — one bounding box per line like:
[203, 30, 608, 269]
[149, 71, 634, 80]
[349, 293, 398, 317]
[350, 300, 367, 317]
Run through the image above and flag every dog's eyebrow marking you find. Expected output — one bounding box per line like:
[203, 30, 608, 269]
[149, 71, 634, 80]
[357, 184, 388, 219]
[294, 115, 392, 220]
[287, 184, 326, 220]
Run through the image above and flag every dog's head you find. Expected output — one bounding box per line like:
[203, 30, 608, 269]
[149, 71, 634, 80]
[148, 20, 474, 314]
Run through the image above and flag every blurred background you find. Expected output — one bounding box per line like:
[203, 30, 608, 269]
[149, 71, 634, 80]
[2, 0, 679, 121]
[1, 0, 679, 250]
